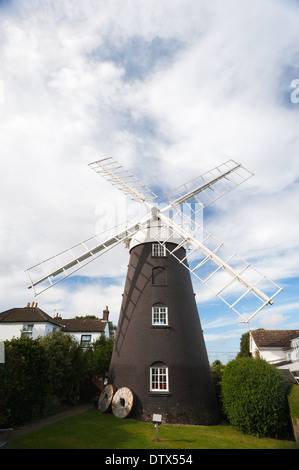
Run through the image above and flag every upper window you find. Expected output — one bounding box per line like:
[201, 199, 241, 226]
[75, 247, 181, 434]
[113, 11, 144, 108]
[81, 334, 92, 348]
[152, 306, 168, 325]
[22, 324, 33, 338]
[152, 243, 166, 257]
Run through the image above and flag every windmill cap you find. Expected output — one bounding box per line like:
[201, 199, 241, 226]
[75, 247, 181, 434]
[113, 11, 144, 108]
[129, 219, 185, 251]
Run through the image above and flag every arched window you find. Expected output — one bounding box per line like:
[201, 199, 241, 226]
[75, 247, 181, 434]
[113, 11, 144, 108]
[150, 363, 169, 391]
[152, 267, 167, 285]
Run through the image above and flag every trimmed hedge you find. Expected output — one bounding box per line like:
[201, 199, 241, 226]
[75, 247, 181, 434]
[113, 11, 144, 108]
[288, 383, 299, 443]
[221, 357, 291, 438]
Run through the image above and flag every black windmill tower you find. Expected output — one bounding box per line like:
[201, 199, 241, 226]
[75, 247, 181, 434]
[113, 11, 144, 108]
[26, 157, 282, 424]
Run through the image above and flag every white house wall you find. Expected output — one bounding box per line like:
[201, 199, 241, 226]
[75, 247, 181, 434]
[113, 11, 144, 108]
[258, 348, 287, 364]
[0, 322, 109, 343]
[250, 336, 286, 363]
[291, 338, 299, 362]
[250, 333, 299, 378]
[0, 322, 58, 341]
[0, 323, 22, 341]
[69, 332, 103, 343]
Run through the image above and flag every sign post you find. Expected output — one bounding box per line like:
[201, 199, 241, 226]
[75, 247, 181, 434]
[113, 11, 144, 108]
[153, 414, 162, 442]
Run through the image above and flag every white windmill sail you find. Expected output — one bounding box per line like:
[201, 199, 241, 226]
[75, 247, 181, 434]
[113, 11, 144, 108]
[151, 212, 282, 323]
[26, 219, 150, 295]
[163, 159, 253, 238]
[26, 155, 282, 324]
[165, 159, 253, 208]
[89, 157, 158, 204]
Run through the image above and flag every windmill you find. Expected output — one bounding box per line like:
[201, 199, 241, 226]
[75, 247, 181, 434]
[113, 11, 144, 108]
[26, 157, 282, 424]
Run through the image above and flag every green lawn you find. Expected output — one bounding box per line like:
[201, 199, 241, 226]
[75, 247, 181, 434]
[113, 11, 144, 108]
[7, 408, 299, 449]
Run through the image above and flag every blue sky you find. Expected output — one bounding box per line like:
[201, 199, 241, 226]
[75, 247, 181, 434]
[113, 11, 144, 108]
[0, 0, 299, 363]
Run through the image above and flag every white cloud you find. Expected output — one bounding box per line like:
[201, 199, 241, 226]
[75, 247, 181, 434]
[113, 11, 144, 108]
[202, 315, 241, 330]
[0, 0, 298, 356]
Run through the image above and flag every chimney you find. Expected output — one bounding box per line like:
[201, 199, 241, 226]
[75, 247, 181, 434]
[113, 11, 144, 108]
[103, 306, 109, 322]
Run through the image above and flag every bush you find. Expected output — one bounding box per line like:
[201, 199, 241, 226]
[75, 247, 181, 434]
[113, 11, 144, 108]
[288, 383, 299, 420]
[0, 332, 114, 427]
[39, 330, 87, 404]
[221, 357, 291, 438]
[0, 338, 49, 426]
[87, 335, 114, 377]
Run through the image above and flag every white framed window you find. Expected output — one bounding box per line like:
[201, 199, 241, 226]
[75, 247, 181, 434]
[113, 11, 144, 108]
[150, 364, 169, 391]
[152, 243, 166, 257]
[152, 306, 168, 325]
[81, 334, 92, 348]
[22, 324, 33, 338]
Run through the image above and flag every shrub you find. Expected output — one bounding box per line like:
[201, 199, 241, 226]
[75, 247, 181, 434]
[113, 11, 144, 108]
[0, 332, 114, 426]
[288, 383, 299, 420]
[0, 338, 49, 426]
[87, 335, 114, 377]
[221, 357, 291, 438]
[39, 330, 86, 404]
[210, 360, 225, 411]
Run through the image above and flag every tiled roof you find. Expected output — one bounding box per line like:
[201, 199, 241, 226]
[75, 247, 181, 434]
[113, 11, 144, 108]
[251, 329, 299, 349]
[280, 369, 299, 384]
[0, 304, 109, 334]
[55, 318, 107, 333]
[0, 306, 61, 326]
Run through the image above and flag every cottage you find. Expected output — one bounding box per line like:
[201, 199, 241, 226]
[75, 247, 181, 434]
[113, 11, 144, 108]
[0, 302, 61, 340]
[0, 303, 110, 345]
[250, 329, 299, 381]
[54, 306, 110, 347]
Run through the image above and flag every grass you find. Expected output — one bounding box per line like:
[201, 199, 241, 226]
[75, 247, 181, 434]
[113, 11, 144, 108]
[7, 407, 299, 449]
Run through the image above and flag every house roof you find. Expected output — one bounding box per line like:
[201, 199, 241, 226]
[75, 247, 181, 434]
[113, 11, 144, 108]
[251, 329, 299, 349]
[280, 369, 299, 384]
[55, 318, 107, 333]
[0, 304, 109, 335]
[0, 305, 61, 326]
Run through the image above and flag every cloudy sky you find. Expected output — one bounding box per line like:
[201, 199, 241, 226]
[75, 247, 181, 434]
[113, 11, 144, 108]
[1, 0, 299, 362]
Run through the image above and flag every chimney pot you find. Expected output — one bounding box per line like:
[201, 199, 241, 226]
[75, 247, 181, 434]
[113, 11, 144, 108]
[103, 306, 109, 322]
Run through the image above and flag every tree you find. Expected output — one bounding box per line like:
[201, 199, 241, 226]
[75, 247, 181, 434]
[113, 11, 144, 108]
[86, 335, 114, 377]
[39, 330, 86, 404]
[75, 315, 98, 319]
[236, 331, 251, 358]
[210, 360, 225, 388]
[0, 337, 50, 426]
[210, 360, 226, 416]
[221, 357, 291, 438]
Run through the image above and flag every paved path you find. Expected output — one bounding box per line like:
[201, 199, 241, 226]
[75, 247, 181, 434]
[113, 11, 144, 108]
[8, 403, 94, 441]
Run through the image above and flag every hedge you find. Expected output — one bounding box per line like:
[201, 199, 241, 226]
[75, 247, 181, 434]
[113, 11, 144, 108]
[0, 337, 49, 426]
[0, 332, 113, 427]
[221, 357, 291, 438]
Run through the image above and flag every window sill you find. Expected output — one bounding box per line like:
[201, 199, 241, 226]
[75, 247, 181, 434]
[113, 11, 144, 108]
[148, 391, 171, 397]
[151, 325, 170, 329]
